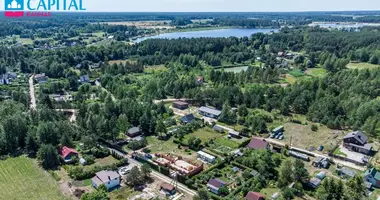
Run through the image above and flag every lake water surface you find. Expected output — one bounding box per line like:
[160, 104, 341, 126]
[134, 28, 278, 43]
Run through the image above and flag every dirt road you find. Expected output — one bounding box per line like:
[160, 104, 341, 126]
[29, 75, 36, 110]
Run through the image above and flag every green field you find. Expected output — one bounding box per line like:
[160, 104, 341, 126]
[0, 156, 66, 200]
[347, 62, 380, 69]
[184, 127, 223, 143]
[217, 66, 249, 73]
[305, 68, 327, 77]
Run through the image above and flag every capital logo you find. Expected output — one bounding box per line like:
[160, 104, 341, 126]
[5, 0, 25, 17]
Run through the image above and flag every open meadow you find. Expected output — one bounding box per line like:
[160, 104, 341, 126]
[0, 156, 66, 200]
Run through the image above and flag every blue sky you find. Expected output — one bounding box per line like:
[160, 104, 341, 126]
[1, 0, 380, 12]
[87, 0, 380, 12]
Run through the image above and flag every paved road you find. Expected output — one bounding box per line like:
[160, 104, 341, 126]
[106, 147, 197, 196]
[264, 138, 366, 171]
[29, 75, 37, 110]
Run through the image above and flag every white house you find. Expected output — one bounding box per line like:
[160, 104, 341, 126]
[91, 170, 121, 191]
[197, 151, 216, 163]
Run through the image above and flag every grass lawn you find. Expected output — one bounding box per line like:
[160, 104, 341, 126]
[184, 127, 223, 143]
[145, 136, 196, 160]
[214, 137, 240, 149]
[260, 187, 280, 198]
[333, 147, 348, 157]
[109, 186, 141, 200]
[144, 64, 168, 73]
[84, 156, 119, 170]
[305, 68, 327, 77]
[0, 156, 66, 200]
[347, 62, 380, 69]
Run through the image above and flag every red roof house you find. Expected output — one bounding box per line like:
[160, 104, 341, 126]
[245, 191, 265, 200]
[247, 137, 270, 150]
[60, 146, 79, 162]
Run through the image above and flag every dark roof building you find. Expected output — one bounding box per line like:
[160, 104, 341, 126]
[312, 157, 330, 169]
[172, 101, 189, 110]
[35, 73, 48, 83]
[207, 178, 225, 189]
[245, 191, 265, 200]
[181, 114, 195, 124]
[308, 178, 321, 189]
[247, 137, 270, 150]
[343, 131, 372, 155]
[127, 127, 142, 137]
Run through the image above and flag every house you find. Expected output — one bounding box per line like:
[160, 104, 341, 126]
[245, 191, 265, 200]
[343, 131, 372, 155]
[337, 167, 356, 179]
[198, 106, 222, 119]
[207, 178, 225, 195]
[35, 73, 48, 84]
[60, 146, 79, 163]
[160, 183, 176, 195]
[308, 177, 321, 189]
[229, 130, 241, 139]
[181, 114, 195, 124]
[364, 168, 380, 188]
[80, 75, 90, 83]
[172, 101, 189, 110]
[91, 170, 121, 191]
[312, 157, 330, 169]
[213, 125, 225, 133]
[247, 137, 270, 150]
[126, 127, 142, 137]
[197, 151, 216, 163]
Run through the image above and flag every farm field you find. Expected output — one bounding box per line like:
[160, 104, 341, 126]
[346, 62, 380, 69]
[0, 156, 66, 200]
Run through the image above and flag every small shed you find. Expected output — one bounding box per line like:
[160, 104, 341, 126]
[316, 171, 326, 180]
[308, 178, 321, 189]
[213, 125, 225, 133]
[127, 127, 142, 137]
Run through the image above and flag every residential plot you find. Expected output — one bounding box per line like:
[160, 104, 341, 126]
[0, 156, 66, 200]
[145, 136, 196, 160]
[280, 122, 345, 153]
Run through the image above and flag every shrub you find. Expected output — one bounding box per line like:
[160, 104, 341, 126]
[311, 124, 318, 132]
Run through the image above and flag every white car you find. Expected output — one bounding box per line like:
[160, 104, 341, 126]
[118, 166, 131, 176]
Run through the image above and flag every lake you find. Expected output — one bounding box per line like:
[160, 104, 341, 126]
[134, 28, 278, 43]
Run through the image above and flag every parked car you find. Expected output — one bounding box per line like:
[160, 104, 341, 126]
[270, 134, 276, 138]
[279, 135, 284, 140]
[119, 166, 131, 176]
[275, 135, 281, 139]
